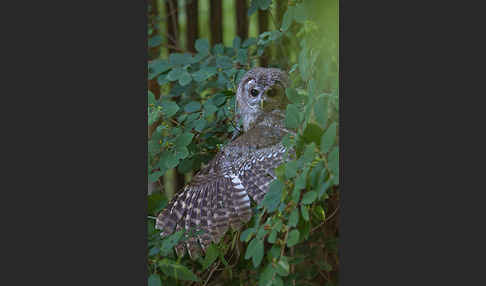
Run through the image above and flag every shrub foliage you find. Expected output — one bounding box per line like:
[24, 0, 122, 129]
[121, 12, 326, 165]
[148, 1, 339, 285]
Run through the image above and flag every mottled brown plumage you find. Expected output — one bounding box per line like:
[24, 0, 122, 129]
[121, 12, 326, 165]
[155, 68, 292, 258]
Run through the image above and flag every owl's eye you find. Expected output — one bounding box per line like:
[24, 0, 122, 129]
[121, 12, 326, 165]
[250, 88, 259, 97]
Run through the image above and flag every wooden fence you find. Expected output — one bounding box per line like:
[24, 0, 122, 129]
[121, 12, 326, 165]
[147, 0, 288, 194]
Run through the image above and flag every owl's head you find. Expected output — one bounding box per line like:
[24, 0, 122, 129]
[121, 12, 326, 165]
[236, 68, 288, 131]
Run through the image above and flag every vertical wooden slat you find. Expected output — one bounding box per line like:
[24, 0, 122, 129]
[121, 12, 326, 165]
[165, 0, 179, 54]
[148, 0, 161, 98]
[235, 0, 248, 40]
[185, 0, 199, 52]
[209, 0, 223, 46]
[165, 0, 185, 193]
[258, 9, 270, 67]
[275, 0, 289, 70]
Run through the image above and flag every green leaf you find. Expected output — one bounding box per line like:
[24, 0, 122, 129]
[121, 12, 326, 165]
[204, 102, 218, 115]
[213, 43, 224, 55]
[302, 123, 324, 146]
[301, 191, 317, 205]
[328, 146, 339, 175]
[160, 151, 179, 169]
[148, 274, 162, 286]
[160, 101, 179, 118]
[216, 55, 233, 69]
[314, 205, 326, 221]
[286, 229, 300, 247]
[195, 38, 209, 55]
[178, 70, 192, 86]
[160, 231, 184, 256]
[157, 74, 170, 86]
[148, 246, 160, 257]
[148, 170, 163, 183]
[284, 160, 299, 179]
[285, 88, 304, 104]
[257, 226, 269, 240]
[333, 167, 340, 186]
[272, 276, 283, 286]
[148, 90, 156, 105]
[193, 66, 217, 82]
[236, 48, 248, 64]
[148, 109, 162, 126]
[233, 36, 241, 49]
[285, 104, 300, 129]
[301, 144, 316, 165]
[175, 132, 194, 147]
[259, 0, 271, 9]
[245, 237, 258, 259]
[288, 208, 299, 227]
[159, 259, 200, 282]
[252, 239, 264, 267]
[184, 101, 201, 113]
[294, 166, 309, 190]
[200, 244, 219, 270]
[211, 94, 227, 106]
[242, 37, 257, 48]
[248, 0, 259, 16]
[194, 119, 206, 132]
[315, 95, 329, 129]
[240, 227, 256, 242]
[298, 48, 310, 80]
[321, 121, 337, 154]
[301, 205, 309, 221]
[318, 181, 330, 198]
[174, 146, 189, 160]
[148, 192, 167, 215]
[268, 229, 278, 243]
[148, 59, 171, 80]
[268, 245, 281, 260]
[291, 187, 301, 204]
[167, 67, 183, 81]
[259, 264, 276, 286]
[177, 157, 194, 173]
[294, 3, 307, 23]
[274, 256, 290, 277]
[169, 53, 194, 66]
[262, 180, 284, 212]
[148, 35, 162, 48]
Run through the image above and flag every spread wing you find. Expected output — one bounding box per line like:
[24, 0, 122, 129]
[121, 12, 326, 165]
[155, 125, 290, 258]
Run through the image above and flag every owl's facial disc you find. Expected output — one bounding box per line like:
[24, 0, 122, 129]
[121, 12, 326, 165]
[245, 80, 264, 110]
[261, 84, 286, 112]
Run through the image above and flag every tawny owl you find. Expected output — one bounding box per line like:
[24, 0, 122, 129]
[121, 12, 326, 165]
[155, 68, 292, 258]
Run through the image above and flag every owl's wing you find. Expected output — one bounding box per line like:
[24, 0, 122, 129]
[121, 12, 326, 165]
[155, 125, 290, 259]
[232, 126, 291, 204]
[155, 157, 253, 258]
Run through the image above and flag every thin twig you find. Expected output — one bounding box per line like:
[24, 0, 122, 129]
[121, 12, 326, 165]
[310, 206, 340, 233]
[310, 260, 329, 281]
[203, 261, 220, 286]
[280, 229, 289, 258]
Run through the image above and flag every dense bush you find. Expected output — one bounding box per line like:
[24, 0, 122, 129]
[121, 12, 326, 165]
[148, 1, 339, 285]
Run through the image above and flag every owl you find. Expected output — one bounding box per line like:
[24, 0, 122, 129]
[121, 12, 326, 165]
[155, 68, 292, 258]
